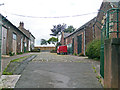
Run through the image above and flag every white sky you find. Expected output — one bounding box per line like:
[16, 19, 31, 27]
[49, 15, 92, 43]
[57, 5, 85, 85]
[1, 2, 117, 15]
[0, 0, 103, 46]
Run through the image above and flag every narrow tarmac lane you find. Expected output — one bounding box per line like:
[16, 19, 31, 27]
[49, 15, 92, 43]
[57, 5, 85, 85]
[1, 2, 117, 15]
[15, 52, 102, 88]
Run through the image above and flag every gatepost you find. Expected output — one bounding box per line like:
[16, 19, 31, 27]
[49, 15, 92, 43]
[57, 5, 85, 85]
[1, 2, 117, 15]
[104, 38, 120, 88]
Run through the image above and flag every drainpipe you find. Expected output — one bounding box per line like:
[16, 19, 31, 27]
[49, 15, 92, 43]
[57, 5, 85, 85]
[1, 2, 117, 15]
[84, 30, 86, 56]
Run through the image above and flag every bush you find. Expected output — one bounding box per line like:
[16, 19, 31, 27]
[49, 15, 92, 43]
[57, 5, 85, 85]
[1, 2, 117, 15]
[86, 40, 101, 60]
[50, 49, 57, 53]
[17, 52, 23, 55]
[9, 52, 15, 56]
[73, 53, 77, 56]
[26, 51, 30, 53]
[31, 48, 40, 52]
[79, 53, 84, 56]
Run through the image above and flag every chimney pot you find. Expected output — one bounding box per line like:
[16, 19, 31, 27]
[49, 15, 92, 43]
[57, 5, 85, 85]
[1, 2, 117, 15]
[19, 22, 24, 28]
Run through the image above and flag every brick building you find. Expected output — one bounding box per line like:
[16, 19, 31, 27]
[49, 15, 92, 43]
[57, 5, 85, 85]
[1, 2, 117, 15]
[0, 14, 35, 55]
[18, 22, 35, 51]
[61, 17, 96, 55]
[95, 1, 120, 39]
[60, 32, 70, 45]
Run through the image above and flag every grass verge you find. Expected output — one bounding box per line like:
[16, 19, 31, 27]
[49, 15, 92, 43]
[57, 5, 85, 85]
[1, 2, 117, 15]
[2, 54, 34, 75]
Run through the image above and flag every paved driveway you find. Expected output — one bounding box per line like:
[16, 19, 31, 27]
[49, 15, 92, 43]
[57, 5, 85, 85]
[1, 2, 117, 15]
[15, 52, 102, 88]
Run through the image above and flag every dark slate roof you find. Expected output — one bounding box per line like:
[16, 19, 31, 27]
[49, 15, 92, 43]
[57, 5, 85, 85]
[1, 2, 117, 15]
[105, 0, 120, 7]
[0, 14, 29, 39]
[65, 17, 96, 38]
[64, 33, 71, 38]
[18, 22, 35, 39]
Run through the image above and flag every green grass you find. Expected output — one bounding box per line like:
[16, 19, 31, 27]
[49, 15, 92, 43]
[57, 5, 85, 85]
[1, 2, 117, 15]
[10, 56, 27, 62]
[10, 54, 34, 63]
[73, 53, 77, 56]
[92, 66, 97, 73]
[2, 54, 34, 75]
[2, 72, 13, 75]
[2, 63, 12, 75]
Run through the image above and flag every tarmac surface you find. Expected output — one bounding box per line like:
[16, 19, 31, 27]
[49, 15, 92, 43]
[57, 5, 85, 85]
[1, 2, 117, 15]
[15, 52, 102, 88]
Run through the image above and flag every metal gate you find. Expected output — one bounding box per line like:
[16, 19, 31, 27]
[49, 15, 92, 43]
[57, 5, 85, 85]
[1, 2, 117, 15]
[67, 43, 72, 54]
[96, 8, 120, 78]
[77, 35, 82, 54]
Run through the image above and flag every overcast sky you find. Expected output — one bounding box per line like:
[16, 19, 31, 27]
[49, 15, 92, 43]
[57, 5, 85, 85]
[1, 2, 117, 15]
[0, 0, 103, 46]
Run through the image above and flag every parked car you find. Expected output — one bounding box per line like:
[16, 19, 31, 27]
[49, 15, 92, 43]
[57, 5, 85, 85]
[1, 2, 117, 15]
[57, 45, 67, 55]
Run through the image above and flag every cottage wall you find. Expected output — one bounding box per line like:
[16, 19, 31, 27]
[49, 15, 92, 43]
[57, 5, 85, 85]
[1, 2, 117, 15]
[2, 17, 29, 55]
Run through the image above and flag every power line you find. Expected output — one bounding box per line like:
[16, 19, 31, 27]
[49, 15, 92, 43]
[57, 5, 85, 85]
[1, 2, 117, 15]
[0, 3, 4, 6]
[8, 12, 98, 19]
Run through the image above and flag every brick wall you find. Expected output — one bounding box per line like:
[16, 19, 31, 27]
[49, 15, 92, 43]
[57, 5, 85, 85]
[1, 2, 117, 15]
[64, 17, 96, 55]
[35, 47, 55, 51]
[94, 2, 118, 39]
[2, 16, 29, 55]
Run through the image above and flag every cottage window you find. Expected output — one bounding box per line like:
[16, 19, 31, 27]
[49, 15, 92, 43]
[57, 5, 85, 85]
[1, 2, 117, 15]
[13, 33, 17, 40]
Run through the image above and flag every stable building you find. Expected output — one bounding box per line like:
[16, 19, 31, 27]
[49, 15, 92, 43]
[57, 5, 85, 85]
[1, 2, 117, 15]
[61, 17, 96, 55]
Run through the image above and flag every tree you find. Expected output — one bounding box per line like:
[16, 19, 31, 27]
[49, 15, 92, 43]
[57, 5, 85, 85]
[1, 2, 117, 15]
[47, 37, 58, 45]
[40, 39, 47, 45]
[40, 37, 58, 46]
[50, 23, 66, 41]
[64, 25, 76, 33]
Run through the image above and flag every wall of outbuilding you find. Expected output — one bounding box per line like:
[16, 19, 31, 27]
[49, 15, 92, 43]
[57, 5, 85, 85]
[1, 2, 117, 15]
[2, 17, 29, 55]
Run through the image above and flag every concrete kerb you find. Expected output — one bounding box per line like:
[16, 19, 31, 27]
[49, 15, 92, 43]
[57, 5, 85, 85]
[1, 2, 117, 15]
[0, 75, 21, 88]
[1, 53, 33, 73]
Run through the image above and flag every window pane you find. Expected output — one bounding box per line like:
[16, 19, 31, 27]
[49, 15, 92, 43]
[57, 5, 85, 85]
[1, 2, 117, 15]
[13, 33, 17, 40]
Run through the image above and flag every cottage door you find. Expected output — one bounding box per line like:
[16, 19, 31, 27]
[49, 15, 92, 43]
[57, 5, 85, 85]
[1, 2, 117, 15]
[21, 37, 23, 52]
[1, 27, 7, 55]
[13, 33, 17, 54]
[72, 38, 74, 54]
[77, 35, 82, 54]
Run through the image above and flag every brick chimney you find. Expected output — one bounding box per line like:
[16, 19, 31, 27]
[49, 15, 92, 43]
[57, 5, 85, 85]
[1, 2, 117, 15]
[19, 22, 24, 28]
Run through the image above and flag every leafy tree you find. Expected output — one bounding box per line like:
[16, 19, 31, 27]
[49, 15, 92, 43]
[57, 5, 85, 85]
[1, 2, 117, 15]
[40, 39, 47, 45]
[64, 25, 76, 33]
[40, 37, 58, 46]
[50, 23, 66, 41]
[47, 37, 58, 45]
